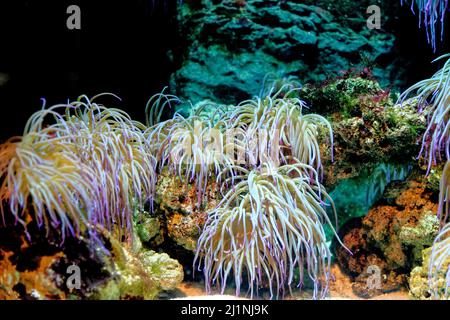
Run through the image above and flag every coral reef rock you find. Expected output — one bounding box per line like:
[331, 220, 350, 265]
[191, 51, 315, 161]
[409, 247, 450, 300]
[336, 177, 440, 298]
[94, 235, 184, 299]
[0, 218, 183, 300]
[171, 0, 403, 104]
[314, 76, 426, 188]
[154, 168, 220, 251]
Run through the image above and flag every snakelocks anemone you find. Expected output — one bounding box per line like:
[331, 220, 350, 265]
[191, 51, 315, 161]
[190, 89, 342, 299]
[0, 94, 157, 245]
[224, 87, 334, 176]
[400, 54, 450, 173]
[194, 160, 346, 299]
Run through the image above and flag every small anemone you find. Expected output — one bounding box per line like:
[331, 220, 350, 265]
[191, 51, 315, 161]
[259, 73, 302, 98]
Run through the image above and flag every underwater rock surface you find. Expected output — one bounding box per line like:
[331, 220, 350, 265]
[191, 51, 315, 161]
[171, 0, 404, 104]
[409, 247, 450, 300]
[312, 77, 426, 189]
[152, 168, 220, 252]
[0, 217, 184, 300]
[336, 176, 440, 298]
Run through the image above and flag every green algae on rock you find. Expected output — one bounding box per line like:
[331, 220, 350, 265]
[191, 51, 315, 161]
[400, 212, 440, 265]
[302, 76, 384, 117]
[134, 210, 165, 246]
[94, 248, 183, 300]
[86, 228, 184, 300]
[317, 80, 426, 190]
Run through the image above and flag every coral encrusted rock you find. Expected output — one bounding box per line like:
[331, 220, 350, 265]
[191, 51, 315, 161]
[154, 168, 221, 251]
[336, 177, 440, 298]
[0, 215, 183, 300]
[409, 247, 450, 300]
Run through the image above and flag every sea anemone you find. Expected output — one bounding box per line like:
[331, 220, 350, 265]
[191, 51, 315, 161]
[146, 88, 345, 298]
[259, 73, 302, 98]
[401, 54, 450, 298]
[225, 90, 334, 176]
[0, 94, 157, 244]
[0, 134, 97, 242]
[146, 93, 236, 205]
[194, 160, 345, 299]
[145, 88, 334, 206]
[399, 53, 450, 173]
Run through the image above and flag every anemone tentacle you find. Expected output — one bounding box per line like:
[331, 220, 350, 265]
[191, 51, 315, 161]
[399, 54, 450, 173]
[401, 0, 450, 51]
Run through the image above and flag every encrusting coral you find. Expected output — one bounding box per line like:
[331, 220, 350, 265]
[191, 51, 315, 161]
[335, 176, 440, 298]
[154, 167, 219, 251]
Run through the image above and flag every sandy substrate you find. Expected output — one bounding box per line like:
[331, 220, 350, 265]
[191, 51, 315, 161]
[327, 265, 410, 300]
[163, 265, 410, 300]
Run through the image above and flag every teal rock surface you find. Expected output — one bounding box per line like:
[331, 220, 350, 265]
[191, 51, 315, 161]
[171, 0, 403, 105]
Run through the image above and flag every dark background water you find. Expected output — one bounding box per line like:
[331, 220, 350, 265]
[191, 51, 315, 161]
[0, 0, 178, 141]
[0, 0, 448, 142]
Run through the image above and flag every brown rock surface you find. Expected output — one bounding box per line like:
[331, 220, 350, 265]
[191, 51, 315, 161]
[336, 177, 439, 298]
